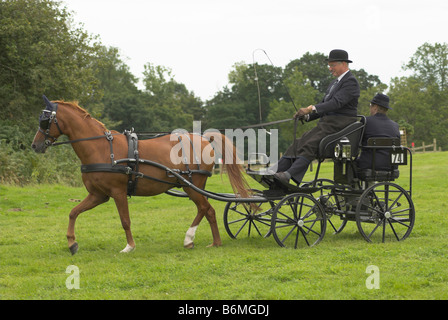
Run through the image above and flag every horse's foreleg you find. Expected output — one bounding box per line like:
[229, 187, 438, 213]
[113, 194, 135, 253]
[67, 193, 109, 255]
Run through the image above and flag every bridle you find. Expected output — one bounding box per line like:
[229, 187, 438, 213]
[37, 98, 120, 159]
[38, 101, 63, 147]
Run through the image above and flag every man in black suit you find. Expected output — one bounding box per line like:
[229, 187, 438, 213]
[273, 49, 360, 185]
[357, 93, 400, 170]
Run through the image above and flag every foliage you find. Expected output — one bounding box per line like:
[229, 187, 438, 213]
[0, 138, 82, 186]
[389, 42, 448, 149]
[404, 42, 448, 90]
[284, 51, 333, 96]
[141, 63, 201, 132]
[267, 69, 318, 152]
[1, 1, 447, 184]
[203, 62, 285, 129]
[0, 0, 102, 128]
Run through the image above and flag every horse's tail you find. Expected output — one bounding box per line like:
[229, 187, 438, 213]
[203, 132, 253, 201]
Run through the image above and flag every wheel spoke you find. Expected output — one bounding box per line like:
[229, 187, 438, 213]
[281, 225, 297, 245]
[234, 219, 249, 237]
[300, 228, 310, 247]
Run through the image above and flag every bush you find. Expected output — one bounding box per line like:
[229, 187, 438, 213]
[0, 140, 82, 186]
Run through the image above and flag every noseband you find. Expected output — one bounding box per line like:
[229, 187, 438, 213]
[39, 102, 63, 146]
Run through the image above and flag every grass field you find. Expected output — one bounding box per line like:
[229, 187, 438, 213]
[1, 152, 447, 300]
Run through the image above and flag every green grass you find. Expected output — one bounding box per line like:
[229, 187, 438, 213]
[1, 152, 448, 300]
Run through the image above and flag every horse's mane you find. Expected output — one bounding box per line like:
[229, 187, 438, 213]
[55, 100, 108, 131]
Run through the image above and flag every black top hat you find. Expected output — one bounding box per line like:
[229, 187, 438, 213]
[326, 49, 353, 63]
[370, 93, 391, 110]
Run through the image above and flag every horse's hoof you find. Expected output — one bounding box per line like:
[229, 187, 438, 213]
[184, 242, 194, 249]
[69, 242, 79, 255]
[207, 243, 222, 248]
[120, 244, 135, 253]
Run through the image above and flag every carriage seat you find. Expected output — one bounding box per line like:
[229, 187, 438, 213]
[317, 116, 366, 161]
[357, 137, 402, 182]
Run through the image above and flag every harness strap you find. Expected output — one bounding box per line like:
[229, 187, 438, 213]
[80, 163, 212, 189]
[51, 133, 122, 146]
[124, 130, 139, 196]
[105, 131, 115, 164]
[176, 134, 191, 178]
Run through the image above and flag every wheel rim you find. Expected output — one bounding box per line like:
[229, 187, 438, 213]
[223, 199, 274, 239]
[271, 193, 326, 248]
[355, 182, 415, 243]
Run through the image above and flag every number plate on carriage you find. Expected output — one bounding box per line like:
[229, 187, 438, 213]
[390, 149, 407, 165]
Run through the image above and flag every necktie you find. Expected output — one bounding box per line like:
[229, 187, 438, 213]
[324, 80, 338, 101]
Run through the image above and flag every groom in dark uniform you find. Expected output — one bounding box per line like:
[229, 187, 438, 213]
[274, 49, 360, 185]
[357, 93, 400, 170]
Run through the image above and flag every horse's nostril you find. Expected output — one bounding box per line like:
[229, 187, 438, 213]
[31, 143, 36, 149]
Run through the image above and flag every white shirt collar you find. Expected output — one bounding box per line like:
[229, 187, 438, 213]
[337, 70, 350, 82]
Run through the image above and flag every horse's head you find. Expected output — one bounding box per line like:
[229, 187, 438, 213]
[31, 95, 63, 153]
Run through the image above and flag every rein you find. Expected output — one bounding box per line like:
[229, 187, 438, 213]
[51, 132, 122, 147]
[51, 130, 119, 166]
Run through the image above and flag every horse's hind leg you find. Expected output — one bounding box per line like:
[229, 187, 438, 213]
[67, 193, 109, 255]
[204, 203, 221, 247]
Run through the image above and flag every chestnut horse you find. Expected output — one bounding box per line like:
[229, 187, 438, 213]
[31, 96, 251, 254]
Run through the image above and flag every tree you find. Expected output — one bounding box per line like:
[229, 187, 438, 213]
[0, 0, 102, 128]
[141, 63, 202, 132]
[351, 69, 384, 91]
[284, 52, 332, 97]
[285, 52, 385, 94]
[388, 76, 448, 148]
[404, 42, 448, 91]
[391, 42, 448, 149]
[267, 69, 318, 152]
[90, 46, 143, 131]
[203, 62, 285, 130]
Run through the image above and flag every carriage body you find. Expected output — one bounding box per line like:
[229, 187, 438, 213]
[223, 116, 415, 248]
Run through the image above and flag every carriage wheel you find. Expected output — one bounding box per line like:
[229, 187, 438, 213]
[309, 179, 348, 234]
[355, 182, 415, 243]
[271, 193, 326, 248]
[223, 191, 274, 239]
[320, 191, 348, 234]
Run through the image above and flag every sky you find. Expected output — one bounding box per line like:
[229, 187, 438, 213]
[62, 0, 448, 101]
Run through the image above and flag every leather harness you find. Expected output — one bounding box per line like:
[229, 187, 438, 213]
[80, 130, 212, 197]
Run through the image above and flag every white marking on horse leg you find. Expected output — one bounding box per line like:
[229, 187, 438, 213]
[184, 225, 198, 248]
[120, 244, 135, 253]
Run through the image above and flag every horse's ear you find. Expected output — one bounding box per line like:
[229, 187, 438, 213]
[42, 95, 53, 110]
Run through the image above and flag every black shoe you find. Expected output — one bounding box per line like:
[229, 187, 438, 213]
[274, 172, 290, 186]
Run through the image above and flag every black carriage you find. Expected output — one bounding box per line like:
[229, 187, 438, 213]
[223, 116, 415, 248]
